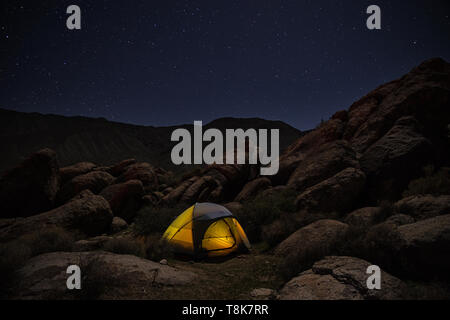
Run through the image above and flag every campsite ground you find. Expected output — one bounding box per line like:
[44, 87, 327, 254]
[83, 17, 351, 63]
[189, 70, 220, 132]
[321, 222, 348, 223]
[112, 243, 284, 300]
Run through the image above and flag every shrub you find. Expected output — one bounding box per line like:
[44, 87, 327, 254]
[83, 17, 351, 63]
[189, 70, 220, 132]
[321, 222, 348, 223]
[19, 227, 74, 256]
[141, 234, 174, 261]
[403, 166, 450, 197]
[238, 188, 297, 242]
[102, 238, 145, 257]
[133, 205, 183, 236]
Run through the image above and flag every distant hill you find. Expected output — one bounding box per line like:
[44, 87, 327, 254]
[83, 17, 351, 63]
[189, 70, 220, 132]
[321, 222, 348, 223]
[0, 108, 304, 173]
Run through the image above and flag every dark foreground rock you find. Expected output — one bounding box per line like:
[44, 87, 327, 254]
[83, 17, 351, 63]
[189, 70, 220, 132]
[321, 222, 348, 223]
[278, 256, 405, 300]
[0, 190, 112, 242]
[9, 251, 196, 299]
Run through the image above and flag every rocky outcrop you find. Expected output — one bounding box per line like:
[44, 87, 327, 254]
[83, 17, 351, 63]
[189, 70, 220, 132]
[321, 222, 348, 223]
[162, 164, 256, 204]
[235, 178, 272, 202]
[108, 159, 137, 177]
[180, 176, 217, 203]
[99, 180, 144, 222]
[60, 162, 97, 184]
[287, 140, 359, 192]
[116, 162, 158, 188]
[10, 251, 196, 299]
[0, 190, 113, 242]
[274, 119, 346, 186]
[0, 149, 60, 218]
[360, 117, 432, 201]
[278, 256, 405, 300]
[394, 195, 450, 220]
[57, 171, 115, 204]
[275, 220, 349, 261]
[295, 168, 366, 214]
[344, 207, 381, 229]
[347, 58, 450, 154]
[395, 214, 450, 279]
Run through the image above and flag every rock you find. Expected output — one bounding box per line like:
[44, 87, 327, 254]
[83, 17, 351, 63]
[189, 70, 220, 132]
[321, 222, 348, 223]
[161, 177, 198, 204]
[275, 220, 349, 262]
[0, 148, 60, 218]
[59, 162, 97, 184]
[235, 178, 272, 202]
[57, 171, 115, 204]
[250, 288, 275, 299]
[108, 159, 137, 177]
[344, 207, 381, 229]
[180, 176, 216, 203]
[274, 119, 346, 185]
[278, 256, 405, 300]
[73, 235, 113, 251]
[159, 259, 168, 265]
[347, 58, 450, 154]
[223, 202, 243, 214]
[100, 180, 144, 222]
[360, 117, 432, 201]
[288, 140, 359, 192]
[394, 195, 450, 220]
[10, 251, 196, 299]
[0, 190, 113, 242]
[385, 214, 415, 226]
[117, 162, 158, 188]
[110, 217, 128, 234]
[295, 168, 366, 214]
[396, 214, 450, 278]
[142, 194, 159, 206]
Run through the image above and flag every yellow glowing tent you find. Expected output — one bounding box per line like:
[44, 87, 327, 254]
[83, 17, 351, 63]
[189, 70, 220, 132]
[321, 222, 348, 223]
[162, 203, 251, 258]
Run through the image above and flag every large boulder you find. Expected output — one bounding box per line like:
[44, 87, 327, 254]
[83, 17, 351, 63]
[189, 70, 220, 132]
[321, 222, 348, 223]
[287, 140, 359, 192]
[99, 180, 144, 222]
[235, 178, 272, 202]
[0, 148, 60, 218]
[275, 220, 349, 263]
[59, 162, 97, 184]
[344, 207, 381, 229]
[295, 168, 366, 214]
[116, 162, 158, 188]
[57, 171, 115, 204]
[395, 214, 450, 279]
[10, 251, 196, 299]
[394, 195, 450, 220]
[0, 190, 113, 242]
[274, 119, 346, 185]
[278, 256, 405, 300]
[360, 117, 432, 202]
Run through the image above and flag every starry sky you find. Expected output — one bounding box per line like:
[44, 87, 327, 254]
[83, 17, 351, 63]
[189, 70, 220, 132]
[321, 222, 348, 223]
[1, 0, 450, 131]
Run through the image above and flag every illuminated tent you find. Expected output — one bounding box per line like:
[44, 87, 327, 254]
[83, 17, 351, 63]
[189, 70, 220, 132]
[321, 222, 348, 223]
[162, 203, 251, 258]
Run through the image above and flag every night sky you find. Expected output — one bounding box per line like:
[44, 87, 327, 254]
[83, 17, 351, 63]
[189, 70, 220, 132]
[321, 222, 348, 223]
[1, 1, 450, 131]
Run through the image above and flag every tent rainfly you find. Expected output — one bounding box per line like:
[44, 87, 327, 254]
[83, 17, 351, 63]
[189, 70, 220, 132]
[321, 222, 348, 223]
[162, 203, 251, 258]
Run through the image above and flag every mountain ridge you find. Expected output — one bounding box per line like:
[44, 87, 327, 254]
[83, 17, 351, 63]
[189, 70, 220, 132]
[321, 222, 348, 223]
[0, 108, 304, 174]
